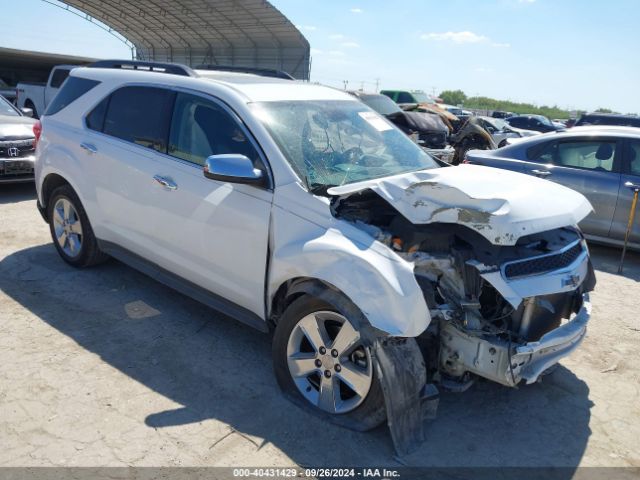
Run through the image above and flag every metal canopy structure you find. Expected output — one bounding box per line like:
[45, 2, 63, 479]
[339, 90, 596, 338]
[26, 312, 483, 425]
[56, 0, 311, 79]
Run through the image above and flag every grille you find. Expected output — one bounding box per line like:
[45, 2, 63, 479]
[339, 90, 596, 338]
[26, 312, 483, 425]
[0, 139, 35, 158]
[504, 242, 583, 279]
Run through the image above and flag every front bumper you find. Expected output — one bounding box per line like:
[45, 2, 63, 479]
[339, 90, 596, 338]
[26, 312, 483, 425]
[0, 156, 35, 183]
[514, 294, 591, 384]
[440, 294, 591, 387]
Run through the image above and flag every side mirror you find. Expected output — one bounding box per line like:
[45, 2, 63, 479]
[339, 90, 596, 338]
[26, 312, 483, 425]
[203, 154, 265, 186]
[21, 107, 33, 117]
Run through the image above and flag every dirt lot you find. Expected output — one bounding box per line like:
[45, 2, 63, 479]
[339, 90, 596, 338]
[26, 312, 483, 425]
[1, 182, 639, 469]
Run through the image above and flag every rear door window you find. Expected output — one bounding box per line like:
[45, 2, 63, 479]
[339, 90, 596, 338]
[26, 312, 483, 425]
[529, 139, 618, 172]
[102, 86, 175, 153]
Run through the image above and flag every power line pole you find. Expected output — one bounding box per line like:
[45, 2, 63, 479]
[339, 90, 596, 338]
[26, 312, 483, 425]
[375, 78, 380, 92]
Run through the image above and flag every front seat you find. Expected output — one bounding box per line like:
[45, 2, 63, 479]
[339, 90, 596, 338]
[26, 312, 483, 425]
[594, 142, 614, 171]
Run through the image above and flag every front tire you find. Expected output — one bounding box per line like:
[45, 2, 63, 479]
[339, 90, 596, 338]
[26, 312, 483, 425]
[272, 295, 386, 431]
[47, 185, 109, 268]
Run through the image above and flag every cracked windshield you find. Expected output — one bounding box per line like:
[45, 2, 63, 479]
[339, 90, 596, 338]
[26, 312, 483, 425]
[252, 100, 438, 191]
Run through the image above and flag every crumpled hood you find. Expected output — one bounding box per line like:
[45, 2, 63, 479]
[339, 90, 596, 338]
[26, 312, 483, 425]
[395, 111, 448, 134]
[0, 115, 36, 140]
[327, 164, 592, 246]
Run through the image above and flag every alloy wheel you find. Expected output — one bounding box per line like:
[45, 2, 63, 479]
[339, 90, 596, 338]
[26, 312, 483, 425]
[286, 311, 373, 414]
[52, 198, 83, 258]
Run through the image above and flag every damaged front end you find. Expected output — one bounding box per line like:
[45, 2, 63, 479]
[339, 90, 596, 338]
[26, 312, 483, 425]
[328, 166, 596, 392]
[449, 116, 498, 165]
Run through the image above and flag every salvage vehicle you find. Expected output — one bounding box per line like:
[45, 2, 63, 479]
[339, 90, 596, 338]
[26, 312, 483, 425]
[35, 60, 596, 454]
[16, 64, 76, 119]
[465, 126, 640, 250]
[477, 116, 539, 147]
[349, 91, 448, 149]
[0, 94, 36, 183]
[491, 110, 513, 119]
[379, 88, 434, 105]
[575, 112, 640, 128]
[449, 116, 498, 164]
[379, 90, 459, 129]
[506, 114, 564, 133]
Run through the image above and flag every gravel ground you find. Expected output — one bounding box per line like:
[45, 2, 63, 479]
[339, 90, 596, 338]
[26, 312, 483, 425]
[0, 183, 639, 469]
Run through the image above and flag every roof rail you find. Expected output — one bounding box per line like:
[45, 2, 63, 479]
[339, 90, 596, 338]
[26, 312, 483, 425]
[194, 64, 294, 80]
[87, 60, 197, 77]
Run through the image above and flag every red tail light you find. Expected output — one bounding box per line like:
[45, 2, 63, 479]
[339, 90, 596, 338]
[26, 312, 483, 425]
[33, 120, 42, 148]
[462, 157, 470, 164]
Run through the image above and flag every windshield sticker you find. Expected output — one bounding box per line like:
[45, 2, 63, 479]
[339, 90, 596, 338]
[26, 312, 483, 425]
[358, 111, 393, 132]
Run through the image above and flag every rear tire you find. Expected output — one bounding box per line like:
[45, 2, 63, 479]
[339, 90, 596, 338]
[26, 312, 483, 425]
[272, 295, 386, 431]
[47, 185, 109, 268]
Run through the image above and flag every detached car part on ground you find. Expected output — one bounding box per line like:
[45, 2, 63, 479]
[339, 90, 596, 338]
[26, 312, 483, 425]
[35, 63, 596, 456]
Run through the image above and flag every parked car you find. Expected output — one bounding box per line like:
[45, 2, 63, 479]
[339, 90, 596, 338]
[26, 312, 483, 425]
[16, 65, 76, 119]
[575, 112, 640, 128]
[379, 89, 434, 105]
[34, 61, 595, 452]
[506, 114, 564, 133]
[477, 116, 539, 147]
[0, 95, 36, 183]
[465, 126, 640, 250]
[349, 91, 448, 148]
[491, 110, 513, 119]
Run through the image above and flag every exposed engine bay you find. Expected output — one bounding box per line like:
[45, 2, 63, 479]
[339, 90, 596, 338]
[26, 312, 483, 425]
[330, 187, 596, 390]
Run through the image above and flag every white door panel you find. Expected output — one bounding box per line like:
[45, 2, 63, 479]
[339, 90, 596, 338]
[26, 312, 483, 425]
[87, 134, 164, 258]
[146, 157, 272, 316]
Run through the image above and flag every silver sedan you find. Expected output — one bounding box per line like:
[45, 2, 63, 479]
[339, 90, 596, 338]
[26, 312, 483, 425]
[465, 126, 640, 250]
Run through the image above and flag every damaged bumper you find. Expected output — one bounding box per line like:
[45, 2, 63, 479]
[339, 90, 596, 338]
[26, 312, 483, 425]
[514, 294, 591, 384]
[440, 294, 591, 387]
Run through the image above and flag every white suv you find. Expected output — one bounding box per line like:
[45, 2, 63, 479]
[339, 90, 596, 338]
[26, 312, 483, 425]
[35, 61, 595, 449]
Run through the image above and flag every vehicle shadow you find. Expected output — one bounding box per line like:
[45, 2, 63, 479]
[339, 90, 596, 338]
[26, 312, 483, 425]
[588, 243, 640, 281]
[0, 243, 592, 470]
[0, 182, 36, 204]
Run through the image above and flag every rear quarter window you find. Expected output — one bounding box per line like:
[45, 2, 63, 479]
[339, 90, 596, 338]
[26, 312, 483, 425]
[50, 69, 70, 89]
[44, 77, 101, 116]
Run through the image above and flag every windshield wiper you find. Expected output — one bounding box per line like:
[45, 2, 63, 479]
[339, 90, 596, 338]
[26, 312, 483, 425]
[309, 183, 337, 196]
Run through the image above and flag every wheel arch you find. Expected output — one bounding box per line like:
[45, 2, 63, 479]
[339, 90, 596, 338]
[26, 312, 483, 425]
[40, 173, 72, 222]
[269, 277, 368, 331]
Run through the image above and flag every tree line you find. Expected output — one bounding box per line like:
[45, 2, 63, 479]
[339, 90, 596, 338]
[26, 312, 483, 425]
[438, 89, 616, 119]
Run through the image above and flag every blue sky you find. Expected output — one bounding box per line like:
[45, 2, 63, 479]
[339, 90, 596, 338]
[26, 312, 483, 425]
[2, 0, 638, 113]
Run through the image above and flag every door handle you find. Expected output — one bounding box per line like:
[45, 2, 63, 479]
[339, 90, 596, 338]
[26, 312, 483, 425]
[153, 175, 178, 190]
[531, 169, 552, 177]
[624, 181, 640, 192]
[80, 142, 97, 154]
